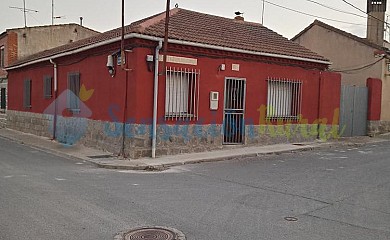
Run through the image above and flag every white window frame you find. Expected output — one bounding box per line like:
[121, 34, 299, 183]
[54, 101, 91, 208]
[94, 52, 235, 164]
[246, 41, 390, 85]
[266, 78, 302, 121]
[165, 67, 200, 121]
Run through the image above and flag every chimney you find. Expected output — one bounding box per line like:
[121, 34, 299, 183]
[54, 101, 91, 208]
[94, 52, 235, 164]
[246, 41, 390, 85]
[366, 0, 387, 46]
[234, 16, 244, 21]
[234, 11, 244, 21]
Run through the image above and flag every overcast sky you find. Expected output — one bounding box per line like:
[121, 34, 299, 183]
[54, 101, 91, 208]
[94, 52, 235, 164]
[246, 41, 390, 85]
[1, 0, 389, 40]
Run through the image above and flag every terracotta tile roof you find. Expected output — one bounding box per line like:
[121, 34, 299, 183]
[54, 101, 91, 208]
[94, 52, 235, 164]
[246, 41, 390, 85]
[291, 20, 385, 51]
[10, 8, 329, 67]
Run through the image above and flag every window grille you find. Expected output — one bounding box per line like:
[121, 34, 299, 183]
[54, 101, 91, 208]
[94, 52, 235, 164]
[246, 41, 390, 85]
[165, 67, 200, 121]
[266, 78, 302, 120]
[23, 79, 32, 108]
[43, 76, 53, 98]
[67, 72, 80, 111]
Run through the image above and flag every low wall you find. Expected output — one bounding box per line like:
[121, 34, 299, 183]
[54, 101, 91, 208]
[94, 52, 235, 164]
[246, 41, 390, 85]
[7, 110, 52, 138]
[246, 124, 339, 145]
[367, 120, 390, 136]
[7, 110, 340, 159]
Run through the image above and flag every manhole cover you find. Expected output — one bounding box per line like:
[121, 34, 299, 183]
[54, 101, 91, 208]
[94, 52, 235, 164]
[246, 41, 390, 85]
[117, 227, 186, 240]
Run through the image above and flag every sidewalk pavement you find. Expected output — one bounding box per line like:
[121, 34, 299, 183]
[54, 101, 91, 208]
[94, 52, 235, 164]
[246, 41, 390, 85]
[0, 128, 387, 171]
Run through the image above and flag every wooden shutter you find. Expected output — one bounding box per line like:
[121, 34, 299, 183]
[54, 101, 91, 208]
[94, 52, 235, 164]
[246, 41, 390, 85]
[23, 79, 31, 108]
[67, 73, 80, 110]
[43, 76, 52, 98]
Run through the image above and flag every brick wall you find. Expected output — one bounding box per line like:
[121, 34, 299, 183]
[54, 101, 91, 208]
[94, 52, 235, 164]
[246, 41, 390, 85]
[7, 32, 18, 65]
[0, 33, 7, 78]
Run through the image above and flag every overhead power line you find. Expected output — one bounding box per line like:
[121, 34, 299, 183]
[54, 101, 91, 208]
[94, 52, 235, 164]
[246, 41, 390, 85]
[330, 56, 384, 73]
[263, 0, 365, 26]
[305, 0, 366, 19]
[341, 0, 389, 27]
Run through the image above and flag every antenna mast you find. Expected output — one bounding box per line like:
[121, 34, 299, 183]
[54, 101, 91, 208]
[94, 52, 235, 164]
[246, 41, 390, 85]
[23, 0, 26, 27]
[261, 0, 265, 24]
[9, 0, 39, 27]
[52, 0, 54, 25]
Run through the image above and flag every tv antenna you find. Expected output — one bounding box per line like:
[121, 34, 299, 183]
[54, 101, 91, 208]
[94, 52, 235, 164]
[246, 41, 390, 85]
[9, 0, 39, 27]
[261, 0, 265, 24]
[51, 0, 66, 25]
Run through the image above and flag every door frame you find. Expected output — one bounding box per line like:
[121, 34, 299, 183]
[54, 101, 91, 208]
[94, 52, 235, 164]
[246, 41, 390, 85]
[222, 77, 247, 145]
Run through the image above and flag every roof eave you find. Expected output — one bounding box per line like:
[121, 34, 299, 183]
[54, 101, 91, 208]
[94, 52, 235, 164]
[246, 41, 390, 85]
[6, 33, 331, 71]
[291, 21, 317, 41]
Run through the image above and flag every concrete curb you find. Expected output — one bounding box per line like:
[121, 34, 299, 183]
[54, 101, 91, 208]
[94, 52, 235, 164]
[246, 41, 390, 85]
[1, 128, 388, 171]
[89, 144, 323, 171]
[0, 131, 322, 171]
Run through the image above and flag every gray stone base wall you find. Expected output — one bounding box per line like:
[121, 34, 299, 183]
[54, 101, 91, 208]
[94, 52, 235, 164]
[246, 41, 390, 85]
[5, 111, 340, 159]
[7, 110, 52, 138]
[121, 124, 223, 159]
[367, 121, 390, 136]
[245, 124, 340, 145]
[5, 111, 224, 159]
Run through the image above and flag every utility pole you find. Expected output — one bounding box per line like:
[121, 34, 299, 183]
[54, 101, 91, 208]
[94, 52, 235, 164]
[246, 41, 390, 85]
[163, 0, 170, 73]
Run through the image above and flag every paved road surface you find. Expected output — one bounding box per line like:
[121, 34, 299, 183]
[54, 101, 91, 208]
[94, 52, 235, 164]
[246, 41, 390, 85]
[1, 136, 390, 240]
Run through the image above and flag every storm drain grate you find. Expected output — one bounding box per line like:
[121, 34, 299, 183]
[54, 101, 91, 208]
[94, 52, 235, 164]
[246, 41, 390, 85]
[292, 143, 306, 146]
[87, 154, 113, 159]
[120, 227, 186, 240]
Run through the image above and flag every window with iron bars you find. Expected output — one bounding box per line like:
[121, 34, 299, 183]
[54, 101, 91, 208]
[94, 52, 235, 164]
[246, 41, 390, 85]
[165, 67, 200, 121]
[266, 78, 302, 121]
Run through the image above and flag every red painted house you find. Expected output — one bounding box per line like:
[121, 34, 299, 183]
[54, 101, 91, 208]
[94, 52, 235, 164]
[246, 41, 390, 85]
[6, 8, 341, 158]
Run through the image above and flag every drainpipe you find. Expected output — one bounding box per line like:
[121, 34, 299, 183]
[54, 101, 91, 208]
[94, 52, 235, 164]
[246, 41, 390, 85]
[317, 71, 322, 140]
[152, 41, 163, 158]
[49, 59, 58, 140]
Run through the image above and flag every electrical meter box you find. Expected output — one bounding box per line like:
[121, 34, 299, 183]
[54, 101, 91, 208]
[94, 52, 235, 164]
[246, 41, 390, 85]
[210, 91, 219, 110]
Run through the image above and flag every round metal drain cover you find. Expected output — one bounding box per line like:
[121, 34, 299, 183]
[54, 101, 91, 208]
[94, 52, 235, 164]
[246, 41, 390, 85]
[119, 227, 186, 240]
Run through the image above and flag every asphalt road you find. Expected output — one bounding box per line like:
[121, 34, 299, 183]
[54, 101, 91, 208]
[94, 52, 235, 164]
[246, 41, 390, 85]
[1, 136, 390, 240]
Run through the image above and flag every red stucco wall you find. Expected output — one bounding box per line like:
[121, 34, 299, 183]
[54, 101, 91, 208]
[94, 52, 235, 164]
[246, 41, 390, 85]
[134, 47, 341, 125]
[7, 38, 341, 127]
[366, 78, 382, 121]
[318, 71, 342, 125]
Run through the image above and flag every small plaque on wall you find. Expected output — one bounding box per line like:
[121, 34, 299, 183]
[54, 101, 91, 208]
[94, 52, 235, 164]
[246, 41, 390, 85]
[232, 64, 240, 71]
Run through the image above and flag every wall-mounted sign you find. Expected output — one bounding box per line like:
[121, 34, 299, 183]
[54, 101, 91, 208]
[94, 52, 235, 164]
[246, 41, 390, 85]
[232, 64, 240, 71]
[159, 55, 198, 66]
[117, 53, 125, 65]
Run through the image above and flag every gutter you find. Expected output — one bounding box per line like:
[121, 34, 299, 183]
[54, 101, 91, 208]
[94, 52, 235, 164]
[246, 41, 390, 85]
[6, 34, 331, 71]
[152, 41, 163, 158]
[49, 59, 58, 140]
